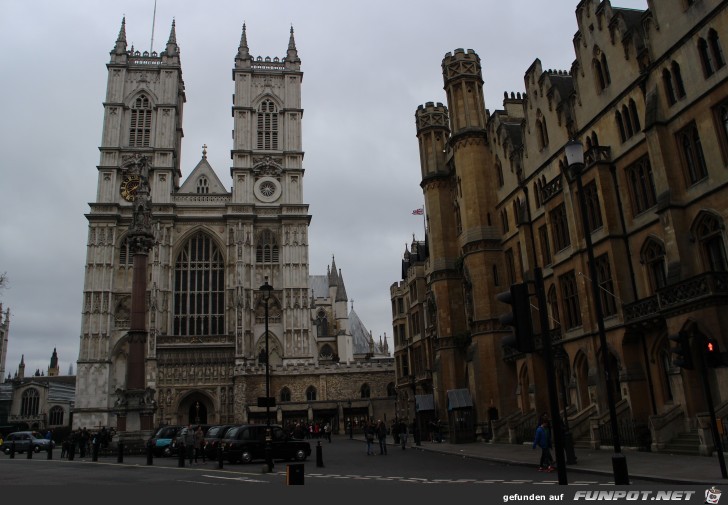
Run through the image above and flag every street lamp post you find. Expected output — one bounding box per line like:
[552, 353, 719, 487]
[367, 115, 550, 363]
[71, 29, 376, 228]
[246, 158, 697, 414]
[564, 139, 629, 484]
[260, 277, 274, 472]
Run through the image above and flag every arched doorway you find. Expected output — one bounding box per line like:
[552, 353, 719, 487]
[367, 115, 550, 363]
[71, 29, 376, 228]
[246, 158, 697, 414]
[175, 392, 213, 426]
[188, 400, 208, 425]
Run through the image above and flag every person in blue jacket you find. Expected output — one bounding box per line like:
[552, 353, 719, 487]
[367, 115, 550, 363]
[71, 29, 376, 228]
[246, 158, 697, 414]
[533, 415, 554, 472]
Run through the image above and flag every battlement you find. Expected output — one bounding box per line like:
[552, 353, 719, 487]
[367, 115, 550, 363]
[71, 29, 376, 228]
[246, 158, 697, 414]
[127, 49, 162, 66]
[415, 102, 450, 132]
[236, 358, 395, 376]
[443, 48, 479, 60]
[251, 55, 287, 71]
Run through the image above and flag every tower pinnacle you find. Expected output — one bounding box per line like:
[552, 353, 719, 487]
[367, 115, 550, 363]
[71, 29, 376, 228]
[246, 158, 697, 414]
[165, 19, 178, 56]
[113, 17, 128, 55]
[286, 25, 300, 64]
[236, 22, 251, 64]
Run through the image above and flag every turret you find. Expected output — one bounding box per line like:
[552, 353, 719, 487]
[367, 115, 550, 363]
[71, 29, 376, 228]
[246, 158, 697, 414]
[415, 102, 450, 181]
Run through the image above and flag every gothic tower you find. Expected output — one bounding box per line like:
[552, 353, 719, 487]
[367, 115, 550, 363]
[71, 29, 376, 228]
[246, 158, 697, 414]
[48, 347, 59, 377]
[414, 102, 468, 411]
[440, 49, 514, 421]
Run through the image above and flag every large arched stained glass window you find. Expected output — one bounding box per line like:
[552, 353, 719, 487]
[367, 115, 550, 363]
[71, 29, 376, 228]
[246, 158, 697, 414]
[21, 388, 40, 416]
[174, 232, 225, 336]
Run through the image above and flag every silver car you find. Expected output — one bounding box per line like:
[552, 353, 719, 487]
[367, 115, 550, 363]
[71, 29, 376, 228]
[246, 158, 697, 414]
[2, 431, 55, 454]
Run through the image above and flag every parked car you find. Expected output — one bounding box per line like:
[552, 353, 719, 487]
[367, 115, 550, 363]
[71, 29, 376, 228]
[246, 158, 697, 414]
[2, 431, 55, 454]
[149, 426, 182, 457]
[222, 424, 310, 464]
[204, 424, 236, 459]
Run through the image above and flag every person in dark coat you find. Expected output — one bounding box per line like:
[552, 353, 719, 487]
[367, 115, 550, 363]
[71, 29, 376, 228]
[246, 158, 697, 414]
[532, 417, 554, 471]
[376, 420, 388, 455]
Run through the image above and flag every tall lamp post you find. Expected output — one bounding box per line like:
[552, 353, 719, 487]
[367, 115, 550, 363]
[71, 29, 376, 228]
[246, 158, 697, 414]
[260, 277, 274, 472]
[564, 139, 629, 484]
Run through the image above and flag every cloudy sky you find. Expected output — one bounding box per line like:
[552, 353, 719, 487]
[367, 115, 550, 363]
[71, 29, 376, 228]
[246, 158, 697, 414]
[0, 0, 646, 377]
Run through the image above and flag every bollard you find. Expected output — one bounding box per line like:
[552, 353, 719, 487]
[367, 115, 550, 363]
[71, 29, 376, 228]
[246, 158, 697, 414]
[47, 442, 53, 460]
[9, 441, 15, 459]
[27, 445, 33, 459]
[146, 441, 153, 466]
[69, 442, 75, 461]
[316, 441, 324, 468]
[117, 441, 124, 463]
[92, 442, 99, 462]
[178, 443, 185, 468]
[217, 444, 223, 469]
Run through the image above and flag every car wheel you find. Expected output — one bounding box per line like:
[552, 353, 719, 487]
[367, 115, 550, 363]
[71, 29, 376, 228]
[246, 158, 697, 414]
[240, 450, 253, 464]
[294, 449, 307, 461]
[2, 446, 10, 455]
[34, 445, 42, 453]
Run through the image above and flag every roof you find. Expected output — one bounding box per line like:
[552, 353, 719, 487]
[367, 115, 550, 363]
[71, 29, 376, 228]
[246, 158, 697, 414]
[349, 308, 371, 354]
[415, 394, 435, 412]
[308, 275, 328, 299]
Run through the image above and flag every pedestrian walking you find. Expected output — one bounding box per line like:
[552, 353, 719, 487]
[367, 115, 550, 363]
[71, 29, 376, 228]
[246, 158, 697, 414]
[533, 415, 554, 472]
[399, 420, 408, 450]
[194, 425, 205, 463]
[376, 420, 388, 455]
[182, 424, 195, 465]
[323, 422, 332, 443]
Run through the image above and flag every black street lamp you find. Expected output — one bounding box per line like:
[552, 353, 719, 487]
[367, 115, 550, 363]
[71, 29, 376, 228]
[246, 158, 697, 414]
[554, 346, 577, 465]
[564, 139, 629, 484]
[260, 277, 274, 472]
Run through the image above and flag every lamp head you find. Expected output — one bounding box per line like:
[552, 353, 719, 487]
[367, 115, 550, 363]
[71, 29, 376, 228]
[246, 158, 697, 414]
[564, 139, 585, 180]
[260, 276, 273, 301]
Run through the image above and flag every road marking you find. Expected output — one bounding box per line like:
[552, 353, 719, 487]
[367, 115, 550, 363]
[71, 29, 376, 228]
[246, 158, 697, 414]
[203, 474, 269, 484]
[175, 479, 218, 485]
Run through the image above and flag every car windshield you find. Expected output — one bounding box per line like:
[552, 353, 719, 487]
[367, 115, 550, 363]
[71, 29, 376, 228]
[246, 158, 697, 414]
[155, 427, 178, 439]
[30, 432, 44, 439]
[224, 426, 242, 439]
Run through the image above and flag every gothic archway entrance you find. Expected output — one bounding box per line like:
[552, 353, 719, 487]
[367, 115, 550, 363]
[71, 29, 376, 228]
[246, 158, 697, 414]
[175, 392, 213, 426]
[188, 400, 208, 425]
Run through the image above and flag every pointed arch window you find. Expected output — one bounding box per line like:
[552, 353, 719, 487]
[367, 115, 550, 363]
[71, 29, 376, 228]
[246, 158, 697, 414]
[547, 285, 560, 330]
[173, 232, 225, 336]
[582, 181, 603, 233]
[280, 387, 291, 403]
[677, 123, 708, 185]
[693, 212, 728, 272]
[708, 29, 726, 71]
[305, 386, 317, 401]
[129, 94, 152, 147]
[616, 110, 627, 142]
[560, 271, 581, 330]
[360, 383, 371, 399]
[626, 156, 657, 216]
[662, 69, 677, 106]
[196, 176, 209, 194]
[49, 406, 65, 426]
[119, 237, 132, 266]
[671, 62, 686, 99]
[257, 99, 279, 150]
[316, 309, 329, 338]
[595, 254, 617, 317]
[256, 229, 279, 263]
[550, 203, 571, 252]
[496, 159, 504, 187]
[536, 115, 549, 150]
[641, 239, 667, 292]
[593, 49, 611, 92]
[628, 99, 641, 133]
[21, 388, 40, 416]
[699, 37, 715, 78]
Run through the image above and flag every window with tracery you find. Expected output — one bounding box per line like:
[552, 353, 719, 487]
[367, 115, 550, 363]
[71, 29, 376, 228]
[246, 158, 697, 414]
[595, 254, 617, 317]
[129, 94, 152, 147]
[119, 237, 132, 266]
[677, 123, 708, 185]
[626, 156, 657, 216]
[21, 388, 40, 416]
[173, 232, 225, 336]
[693, 212, 728, 272]
[582, 181, 603, 233]
[560, 271, 581, 330]
[257, 99, 279, 150]
[280, 387, 291, 402]
[306, 386, 317, 401]
[360, 383, 371, 399]
[642, 239, 667, 292]
[550, 203, 571, 252]
[49, 406, 64, 425]
[316, 310, 329, 338]
[256, 229, 279, 263]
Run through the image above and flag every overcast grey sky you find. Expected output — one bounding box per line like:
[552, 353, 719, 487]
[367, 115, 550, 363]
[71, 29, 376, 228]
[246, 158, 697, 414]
[0, 0, 646, 377]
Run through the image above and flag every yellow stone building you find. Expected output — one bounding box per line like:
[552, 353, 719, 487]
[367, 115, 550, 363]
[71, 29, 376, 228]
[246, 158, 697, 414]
[394, 0, 728, 454]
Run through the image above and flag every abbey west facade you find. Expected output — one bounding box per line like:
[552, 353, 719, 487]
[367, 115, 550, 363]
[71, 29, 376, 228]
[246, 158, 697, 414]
[74, 20, 393, 434]
[395, 0, 728, 453]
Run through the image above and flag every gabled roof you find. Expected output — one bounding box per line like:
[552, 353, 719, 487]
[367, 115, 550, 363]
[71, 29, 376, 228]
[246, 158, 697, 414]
[349, 308, 371, 354]
[178, 156, 228, 194]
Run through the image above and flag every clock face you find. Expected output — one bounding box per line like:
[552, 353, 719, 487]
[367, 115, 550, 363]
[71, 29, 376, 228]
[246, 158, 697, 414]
[120, 174, 141, 202]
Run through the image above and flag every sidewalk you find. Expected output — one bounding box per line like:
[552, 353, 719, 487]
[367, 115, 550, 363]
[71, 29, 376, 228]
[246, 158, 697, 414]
[404, 437, 727, 485]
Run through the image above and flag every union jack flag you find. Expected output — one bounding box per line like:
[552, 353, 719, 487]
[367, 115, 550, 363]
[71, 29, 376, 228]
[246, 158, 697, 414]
[412, 207, 424, 215]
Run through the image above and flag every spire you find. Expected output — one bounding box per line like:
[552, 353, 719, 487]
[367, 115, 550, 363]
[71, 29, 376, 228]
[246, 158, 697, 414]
[202, 144, 208, 159]
[50, 348, 58, 369]
[113, 17, 128, 55]
[329, 255, 339, 287]
[165, 19, 178, 56]
[236, 22, 251, 63]
[336, 269, 348, 302]
[286, 25, 301, 64]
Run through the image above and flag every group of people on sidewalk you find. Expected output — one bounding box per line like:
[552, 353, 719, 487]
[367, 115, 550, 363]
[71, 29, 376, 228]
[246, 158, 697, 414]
[364, 419, 418, 455]
[176, 424, 206, 465]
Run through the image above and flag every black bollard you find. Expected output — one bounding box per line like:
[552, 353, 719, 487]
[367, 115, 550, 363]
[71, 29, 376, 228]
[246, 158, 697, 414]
[47, 442, 53, 460]
[27, 445, 33, 459]
[178, 443, 185, 468]
[69, 442, 75, 461]
[217, 444, 223, 469]
[92, 442, 99, 462]
[146, 441, 153, 466]
[117, 441, 124, 463]
[316, 440, 324, 468]
[9, 441, 15, 459]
